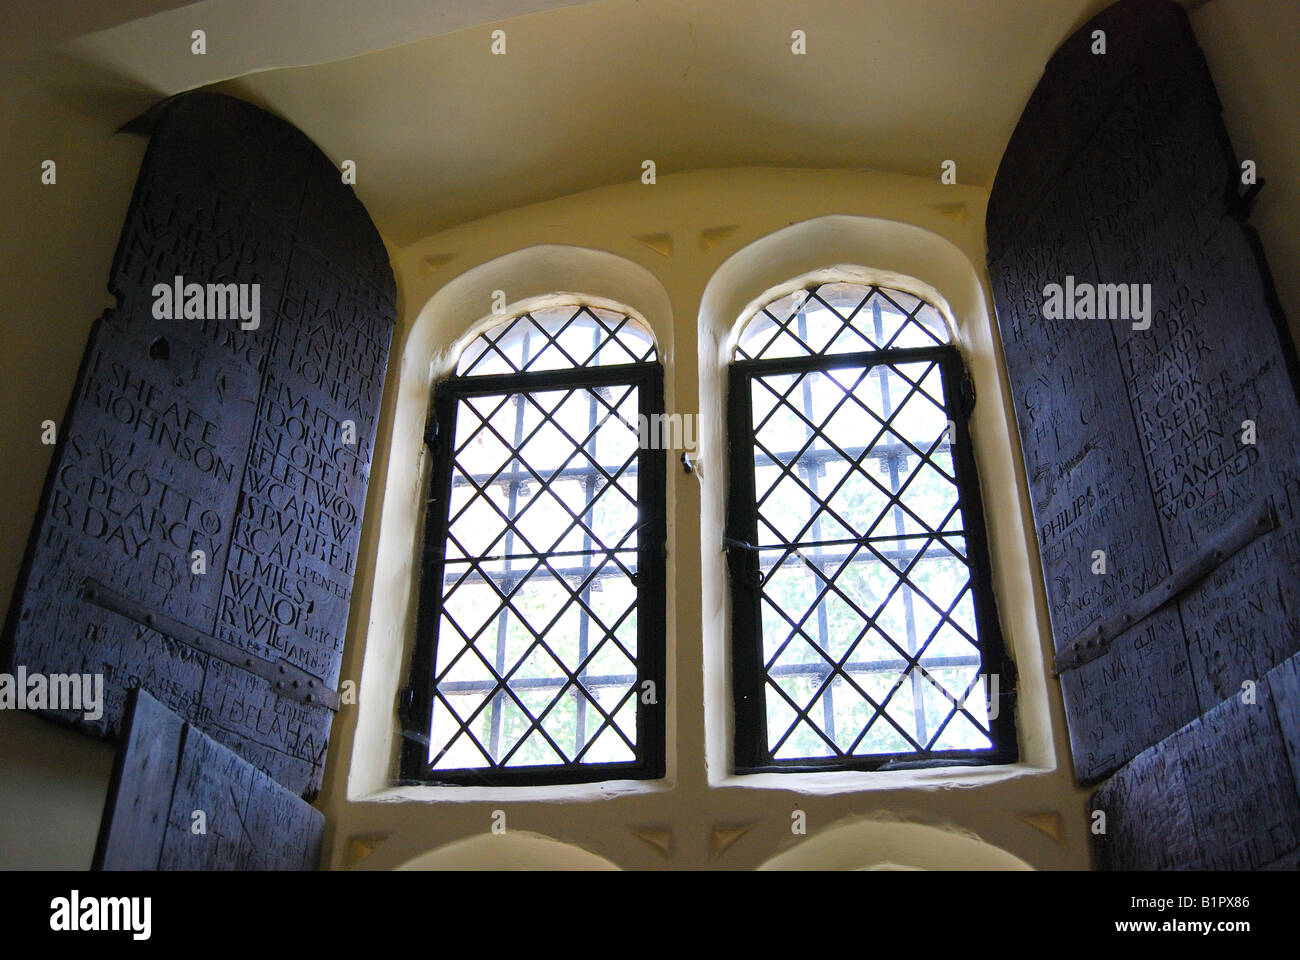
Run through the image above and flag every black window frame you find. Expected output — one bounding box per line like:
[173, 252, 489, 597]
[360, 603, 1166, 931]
[726, 303, 1018, 774]
[401, 334, 666, 787]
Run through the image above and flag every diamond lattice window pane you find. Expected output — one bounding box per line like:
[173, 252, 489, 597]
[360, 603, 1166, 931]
[744, 295, 993, 764]
[737, 282, 951, 360]
[426, 380, 644, 771]
[458, 305, 656, 375]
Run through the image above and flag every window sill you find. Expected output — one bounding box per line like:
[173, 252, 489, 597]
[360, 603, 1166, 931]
[356, 776, 675, 805]
[710, 759, 1052, 796]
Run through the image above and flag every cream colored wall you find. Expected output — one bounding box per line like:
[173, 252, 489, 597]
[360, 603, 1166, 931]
[1189, 0, 1300, 347]
[325, 167, 1092, 870]
[0, 54, 152, 870]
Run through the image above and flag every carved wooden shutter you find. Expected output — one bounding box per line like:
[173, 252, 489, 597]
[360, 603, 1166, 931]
[1, 92, 395, 803]
[1090, 650, 1300, 870]
[987, 0, 1300, 867]
[95, 689, 325, 870]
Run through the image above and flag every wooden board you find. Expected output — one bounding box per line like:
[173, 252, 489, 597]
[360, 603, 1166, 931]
[1, 93, 395, 798]
[986, 0, 1300, 783]
[94, 688, 324, 870]
[1092, 650, 1300, 870]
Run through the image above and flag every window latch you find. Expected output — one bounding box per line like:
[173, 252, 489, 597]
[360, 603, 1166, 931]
[958, 365, 977, 417]
[723, 536, 763, 585]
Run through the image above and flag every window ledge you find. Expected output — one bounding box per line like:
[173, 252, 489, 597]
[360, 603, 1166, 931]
[710, 759, 1052, 796]
[354, 777, 675, 805]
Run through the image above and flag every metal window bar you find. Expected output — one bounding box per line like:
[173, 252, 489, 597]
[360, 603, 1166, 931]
[794, 310, 836, 742]
[403, 313, 666, 786]
[435, 338, 637, 766]
[439, 380, 637, 764]
[443, 381, 640, 555]
[871, 298, 929, 745]
[574, 322, 601, 755]
[756, 513, 974, 757]
[427, 462, 641, 769]
[761, 548, 983, 758]
[728, 284, 1016, 772]
[432, 546, 642, 763]
[458, 304, 657, 377]
[736, 284, 950, 361]
[748, 355, 964, 555]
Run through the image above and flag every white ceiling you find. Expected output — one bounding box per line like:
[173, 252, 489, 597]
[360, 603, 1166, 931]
[53, 0, 1128, 244]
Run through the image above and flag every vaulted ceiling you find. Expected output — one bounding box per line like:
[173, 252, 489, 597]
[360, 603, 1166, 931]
[45, 0, 1128, 244]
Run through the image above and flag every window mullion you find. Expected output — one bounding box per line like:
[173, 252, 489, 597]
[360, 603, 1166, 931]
[574, 323, 602, 757]
[871, 299, 929, 749]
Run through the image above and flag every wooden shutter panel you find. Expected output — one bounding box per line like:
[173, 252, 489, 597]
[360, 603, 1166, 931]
[1090, 649, 1300, 870]
[1, 92, 396, 800]
[987, 0, 1300, 785]
[94, 688, 325, 870]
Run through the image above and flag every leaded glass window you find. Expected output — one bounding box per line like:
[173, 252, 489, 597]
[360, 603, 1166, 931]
[402, 304, 665, 785]
[726, 282, 1016, 772]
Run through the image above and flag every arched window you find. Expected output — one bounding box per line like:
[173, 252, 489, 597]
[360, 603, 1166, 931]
[402, 303, 665, 785]
[725, 281, 1015, 772]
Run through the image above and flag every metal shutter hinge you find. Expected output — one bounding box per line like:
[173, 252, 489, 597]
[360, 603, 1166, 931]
[1053, 504, 1278, 676]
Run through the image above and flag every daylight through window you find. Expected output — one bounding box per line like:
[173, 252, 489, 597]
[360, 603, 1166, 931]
[403, 304, 666, 785]
[726, 282, 1015, 771]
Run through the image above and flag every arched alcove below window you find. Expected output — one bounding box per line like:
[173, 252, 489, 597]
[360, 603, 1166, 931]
[396, 831, 622, 871]
[758, 816, 1033, 871]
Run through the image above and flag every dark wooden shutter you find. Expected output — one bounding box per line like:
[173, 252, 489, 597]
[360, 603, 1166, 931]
[987, 0, 1300, 788]
[1, 92, 395, 801]
[1091, 649, 1300, 870]
[94, 688, 325, 870]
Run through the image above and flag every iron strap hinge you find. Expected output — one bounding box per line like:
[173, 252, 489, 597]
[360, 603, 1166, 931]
[1052, 504, 1278, 676]
[80, 578, 341, 710]
[1232, 178, 1266, 216]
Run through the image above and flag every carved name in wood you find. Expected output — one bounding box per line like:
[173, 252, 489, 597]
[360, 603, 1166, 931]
[1092, 650, 1300, 870]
